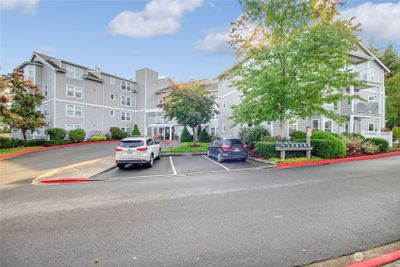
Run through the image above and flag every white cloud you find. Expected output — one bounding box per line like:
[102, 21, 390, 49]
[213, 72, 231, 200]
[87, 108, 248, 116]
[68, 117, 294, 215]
[37, 46, 55, 53]
[195, 28, 233, 55]
[108, 0, 203, 38]
[0, 0, 39, 13]
[340, 2, 400, 42]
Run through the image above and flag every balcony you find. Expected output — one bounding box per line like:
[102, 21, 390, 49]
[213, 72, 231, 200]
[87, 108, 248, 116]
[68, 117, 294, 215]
[353, 100, 379, 115]
[350, 66, 383, 84]
[148, 116, 165, 125]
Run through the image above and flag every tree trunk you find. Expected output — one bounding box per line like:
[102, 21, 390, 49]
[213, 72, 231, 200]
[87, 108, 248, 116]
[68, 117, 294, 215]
[192, 127, 197, 145]
[22, 129, 28, 145]
[279, 120, 285, 138]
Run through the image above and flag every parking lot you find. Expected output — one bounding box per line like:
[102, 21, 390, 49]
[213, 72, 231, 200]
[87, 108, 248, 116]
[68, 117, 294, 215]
[94, 155, 269, 180]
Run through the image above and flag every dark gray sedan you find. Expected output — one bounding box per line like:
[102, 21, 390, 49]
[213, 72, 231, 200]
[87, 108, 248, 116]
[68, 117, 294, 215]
[207, 137, 248, 162]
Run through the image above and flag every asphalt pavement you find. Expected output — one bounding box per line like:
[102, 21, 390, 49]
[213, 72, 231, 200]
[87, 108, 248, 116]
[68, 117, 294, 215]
[1, 155, 399, 266]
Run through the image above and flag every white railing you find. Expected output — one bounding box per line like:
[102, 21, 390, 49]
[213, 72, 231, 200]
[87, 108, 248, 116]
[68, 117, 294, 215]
[350, 66, 383, 84]
[354, 100, 379, 115]
[361, 131, 393, 147]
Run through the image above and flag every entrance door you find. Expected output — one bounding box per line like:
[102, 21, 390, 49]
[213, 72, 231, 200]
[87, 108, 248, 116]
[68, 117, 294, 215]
[165, 127, 170, 140]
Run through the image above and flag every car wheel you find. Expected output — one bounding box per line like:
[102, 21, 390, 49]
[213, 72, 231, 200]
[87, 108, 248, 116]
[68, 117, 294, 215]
[156, 149, 161, 159]
[147, 154, 154, 167]
[117, 163, 125, 169]
[241, 158, 247, 162]
[217, 152, 223, 162]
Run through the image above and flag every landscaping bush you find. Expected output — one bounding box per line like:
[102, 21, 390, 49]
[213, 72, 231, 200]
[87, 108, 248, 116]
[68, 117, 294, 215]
[45, 128, 67, 140]
[290, 130, 306, 141]
[312, 130, 339, 140]
[89, 135, 108, 141]
[342, 135, 364, 155]
[180, 126, 192, 142]
[362, 140, 380, 154]
[364, 138, 389, 153]
[131, 124, 141, 136]
[311, 139, 347, 159]
[68, 129, 86, 143]
[261, 135, 289, 142]
[110, 127, 127, 140]
[26, 139, 69, 147]
[0, 137, 23, 148]
[342, 132, 365, 140]
[393, 127, 400, 141]
[199, 128, 211, 143]
[240, 126, 270, 148]
[255, 142, 277, 158]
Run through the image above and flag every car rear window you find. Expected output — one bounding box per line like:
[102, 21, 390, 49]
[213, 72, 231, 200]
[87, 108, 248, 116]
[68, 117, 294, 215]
[225, 139, 243, 146]
[119, 140, 144, 148]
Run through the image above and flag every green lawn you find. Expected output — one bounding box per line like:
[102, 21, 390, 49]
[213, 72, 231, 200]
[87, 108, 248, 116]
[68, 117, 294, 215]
[270, 156, 323, 164]
[0, 146, 43, 157]
[162, 142, 209, 153]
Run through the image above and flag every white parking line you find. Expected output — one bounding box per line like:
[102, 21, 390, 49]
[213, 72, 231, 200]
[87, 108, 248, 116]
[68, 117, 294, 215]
[169, 156, 177, 175]
[202, 155, 230, 171]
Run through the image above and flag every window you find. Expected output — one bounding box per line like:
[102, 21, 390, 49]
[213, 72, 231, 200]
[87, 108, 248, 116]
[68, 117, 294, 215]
[222, 123, 226, 133]
[210, 127, 217, 135]
[312, 119, 319, 130]
[121, 127, 130, 132]
[324, 120, 332, 133]
[121, 111, 131, 121]
[65, 124, 82, 131]
[66, 84, 82, 98]
[121, 96, 131, 106]
[44, 85, 48, 97]
[66, 64, 83, 80]
[368, 123, 375, 131]
[121, 81, 132, 92]
[43, 104, 48, 115]
[110, 77, 115, 84]
[109, 110, 115, 117]
[66, 104, 83, 117]
[24, 65, 35, 81]
[110, 94, 115, 100]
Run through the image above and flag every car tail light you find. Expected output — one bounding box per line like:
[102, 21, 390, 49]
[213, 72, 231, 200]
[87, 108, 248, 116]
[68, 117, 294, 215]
[136, 146, 148, 151]
[115, 147, 123, 152]
[221, 145, 231, 150]
[243, 144, 248, 148]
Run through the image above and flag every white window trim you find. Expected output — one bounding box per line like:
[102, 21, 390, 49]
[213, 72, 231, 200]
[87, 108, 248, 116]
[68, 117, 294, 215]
[121, 111, 131, 121]
[312, 119, 319, 130]
[66, 64, 83, 80]
[324, 119, 332, 133]
[65, 104, 83, 118]
[109, 110, 115, 117]
[66, 84, 82, 98]
[368, 123, 375, 132]
[65, 124, 82, 131]
[120, 95, 131, 106]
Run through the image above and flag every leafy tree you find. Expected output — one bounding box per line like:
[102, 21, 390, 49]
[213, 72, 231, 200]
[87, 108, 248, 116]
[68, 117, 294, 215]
[0, 71, 45, 144]
[228, 0, 362, 136]
[131, 124, 141, 136]
[162, 82, 218, 144]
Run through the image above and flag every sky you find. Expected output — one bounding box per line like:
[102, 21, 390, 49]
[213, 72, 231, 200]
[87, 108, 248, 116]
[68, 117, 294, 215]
[1, 0, 399, 82]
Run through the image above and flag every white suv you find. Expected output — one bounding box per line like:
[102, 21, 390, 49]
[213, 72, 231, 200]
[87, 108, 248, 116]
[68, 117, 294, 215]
[115, 137, 161, 169]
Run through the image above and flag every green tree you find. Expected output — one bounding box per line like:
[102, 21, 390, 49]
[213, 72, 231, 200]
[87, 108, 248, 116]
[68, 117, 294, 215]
[131, 124, 141, 136]
[162, 82, 218, 144]
[180, 126, 192, 142]
[228, 0, 362, 136]
[0, 71, 45, 144]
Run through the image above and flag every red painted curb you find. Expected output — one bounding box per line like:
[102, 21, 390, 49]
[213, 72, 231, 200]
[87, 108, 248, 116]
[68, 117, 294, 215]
[0, 140, 120, 161]
[276, 151, 400, 168]
[40, 178, 90, 184]
[345, 250, 400, 267]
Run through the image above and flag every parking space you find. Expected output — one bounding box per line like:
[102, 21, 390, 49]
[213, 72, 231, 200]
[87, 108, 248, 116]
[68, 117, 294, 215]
[94, 155, 269, 180]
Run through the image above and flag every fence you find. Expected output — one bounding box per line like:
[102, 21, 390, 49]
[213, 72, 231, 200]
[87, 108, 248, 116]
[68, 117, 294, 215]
[361, 131, 393, 147]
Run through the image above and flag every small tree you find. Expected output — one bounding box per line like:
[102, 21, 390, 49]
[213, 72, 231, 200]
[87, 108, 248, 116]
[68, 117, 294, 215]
[45, 128, 67, 140]
[68, 129, 86, 142]
[162, 82, 218, 144]
[180, 126, 192, 142]
[131, 124, 141, 136]
[199, 128, 211, 143]
[0, 71, 45, 144]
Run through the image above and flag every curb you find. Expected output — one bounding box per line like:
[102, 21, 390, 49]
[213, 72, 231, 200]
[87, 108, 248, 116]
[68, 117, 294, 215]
[345, 250, 400, 267]
[40, 178, 91, 184]
[0, 140, 120, 161]
[276, 151, 400, 168]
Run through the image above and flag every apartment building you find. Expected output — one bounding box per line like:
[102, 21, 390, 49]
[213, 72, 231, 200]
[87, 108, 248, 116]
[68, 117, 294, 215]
[13, 52, 217, 141]
[213, 43, 392, 144]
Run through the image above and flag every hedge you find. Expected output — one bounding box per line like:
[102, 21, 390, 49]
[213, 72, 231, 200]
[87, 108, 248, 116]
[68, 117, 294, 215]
[311, 139, 347, 159]
[256, 142, 276, 158]
[290, 130, 306, 141]
[89, 135, 108, 141]
[68, 129, 86, 143]
[240, 126, 270, 148]
[342, 132, 365, 140]
[27, 139, 70, 147]
[0, 137, 23, 148]
[110, 127, 128, 140]
[45, 128, 67, 140]
[364, 138, 389, 153]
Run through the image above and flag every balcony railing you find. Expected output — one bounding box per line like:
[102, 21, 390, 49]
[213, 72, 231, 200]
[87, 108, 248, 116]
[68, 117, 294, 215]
[148, 117, 165, 125]
[350, 66, 383, 84]
[354, 100, 379, 115]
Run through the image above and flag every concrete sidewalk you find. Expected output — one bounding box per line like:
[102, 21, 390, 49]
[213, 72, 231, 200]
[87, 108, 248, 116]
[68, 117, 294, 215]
[33, 156, 115, 184]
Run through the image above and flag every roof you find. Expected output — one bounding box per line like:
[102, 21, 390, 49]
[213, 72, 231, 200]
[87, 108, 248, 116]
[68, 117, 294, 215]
[84, 72, 103, 82]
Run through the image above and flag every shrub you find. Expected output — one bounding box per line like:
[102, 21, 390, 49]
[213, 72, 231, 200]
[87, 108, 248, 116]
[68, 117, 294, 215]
[393, 127, 400, 141]
[364, 138, 389, 153]
[131, 124, 141, 136]
[199, 128, 211, 143]
[26, 139, 69, 147]
[0, 137, 23, 148]
[68, 129, 86, 142]
[311, 139, 347, 159]
[261, 135, 289, 142]
[45, 128, 67, 140]
[362, 140, 380, 154]
[343, 135, 364, 154]
[89, 135, 108, 141]
[180, 126, 192, 142]
[342, 132, 365, 140]
[240, 126, 270, 148]
[312, 130, 339, 140]
[290, 130, 306, 141]
[110, 127, 127, 140]
[256, 142, 277, 158]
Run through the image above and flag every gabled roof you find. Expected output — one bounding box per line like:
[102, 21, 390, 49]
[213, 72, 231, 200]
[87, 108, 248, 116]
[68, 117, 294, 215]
[357, 42, 390, 73]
